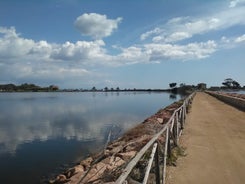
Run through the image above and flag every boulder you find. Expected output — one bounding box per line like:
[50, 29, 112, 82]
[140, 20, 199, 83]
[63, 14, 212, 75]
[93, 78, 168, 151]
[65, 165, 84, 178]
[80, 157, 93, 170]
[54, 174, 70, 183]
[157, 118, 163, 124]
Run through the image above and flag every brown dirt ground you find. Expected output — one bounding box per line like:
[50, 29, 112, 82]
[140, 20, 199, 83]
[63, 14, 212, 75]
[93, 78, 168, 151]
[166, 92, 245, 184]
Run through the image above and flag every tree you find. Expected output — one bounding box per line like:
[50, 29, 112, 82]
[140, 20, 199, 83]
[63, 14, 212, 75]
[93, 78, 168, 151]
[222, 78, 241, 89]
[104, 87, 108, 91]
[91, 86, 97, 91]
[179, 83, 186, 87]
[232, 80, 241, 88]
[222, 78, 233, 88]
[169, 83, 177, 88]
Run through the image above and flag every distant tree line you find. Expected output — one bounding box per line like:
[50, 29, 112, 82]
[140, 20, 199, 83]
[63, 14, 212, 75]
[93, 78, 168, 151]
[1, 78, 243, 93]
[89, 86, 168, 92]
[0, 83, 59, 92]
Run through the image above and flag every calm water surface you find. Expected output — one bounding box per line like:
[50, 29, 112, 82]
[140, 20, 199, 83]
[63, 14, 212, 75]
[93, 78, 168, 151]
[221, 90, 245, 95]
[0, 92, 181, 183]
[231, 90, 245, 94]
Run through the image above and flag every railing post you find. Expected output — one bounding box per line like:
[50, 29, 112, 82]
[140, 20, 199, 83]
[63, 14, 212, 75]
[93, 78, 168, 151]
[179, 109, 183, 129]
[155, 144, 160, 184]
[163, 127, 169, 184]
[183, 103, 186, 120]
[143, 143, 158, 184]
[171, 119, 178, 147]
[167, 128, 171, 158]
[175, 113, 179, 144]
[174, 115, 179, 146]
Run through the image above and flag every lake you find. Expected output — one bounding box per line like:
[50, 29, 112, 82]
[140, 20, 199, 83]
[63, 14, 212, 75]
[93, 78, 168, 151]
[229, 90, 245, 94]
[0, 92, 181, 183]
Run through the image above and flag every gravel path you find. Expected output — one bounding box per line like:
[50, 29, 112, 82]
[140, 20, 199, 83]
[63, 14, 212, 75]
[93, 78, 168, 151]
[167, 92, 245, 184]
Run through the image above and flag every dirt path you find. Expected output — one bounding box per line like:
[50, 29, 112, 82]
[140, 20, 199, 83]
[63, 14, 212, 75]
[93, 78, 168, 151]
[167, 92, 245, 184]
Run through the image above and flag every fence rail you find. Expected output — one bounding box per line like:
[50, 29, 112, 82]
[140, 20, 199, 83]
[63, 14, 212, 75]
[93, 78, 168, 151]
[115, 92, 195, 184]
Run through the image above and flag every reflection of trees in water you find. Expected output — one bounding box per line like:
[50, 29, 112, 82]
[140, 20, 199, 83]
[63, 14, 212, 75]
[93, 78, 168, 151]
[169, 93, 177, 99]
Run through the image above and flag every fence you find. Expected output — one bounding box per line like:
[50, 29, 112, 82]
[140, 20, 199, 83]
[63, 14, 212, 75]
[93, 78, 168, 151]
[115, 92, 195, 184]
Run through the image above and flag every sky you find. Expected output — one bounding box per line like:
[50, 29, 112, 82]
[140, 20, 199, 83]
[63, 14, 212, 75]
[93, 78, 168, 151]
[0, 0, 245, 89]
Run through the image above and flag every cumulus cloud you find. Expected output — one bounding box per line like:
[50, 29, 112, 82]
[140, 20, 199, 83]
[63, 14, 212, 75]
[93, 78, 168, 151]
[74, 13, 122, 39]
[50, 40, 106, 61]
[0, 27, 35, 58]
[115, 46, 148, 64]
[110, 40, 218, 65]
[0, 27, 102, 86]
[0, 20, 244, 87]
[0, 27, 111, 65]
[144, 40, 217, 61]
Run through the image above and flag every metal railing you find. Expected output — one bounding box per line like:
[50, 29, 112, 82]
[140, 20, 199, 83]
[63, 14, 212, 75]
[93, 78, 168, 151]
[115, 92, 195, 184]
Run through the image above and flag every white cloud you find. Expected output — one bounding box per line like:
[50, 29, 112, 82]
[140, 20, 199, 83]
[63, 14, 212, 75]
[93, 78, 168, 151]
[74, 13, 122, 39]
[219, 34, 245, 49]
[229, 0, 245, 8]
[144, 40, 217, 61]
[221, 36, 230, 43]
[161, 32, 191, 43]
[117, 46, 147, 64]
[140, 4, 245, 44]
[0, 27, 100, 85]
[0, 27, 35, 58]
[0, 27, 111, 65]
[140, 27, 162, 40]
[234, 34, 245, 43]
[0, 22, 244, 87]
[28, 40, 52, 57]
[50, 40, 106, 61]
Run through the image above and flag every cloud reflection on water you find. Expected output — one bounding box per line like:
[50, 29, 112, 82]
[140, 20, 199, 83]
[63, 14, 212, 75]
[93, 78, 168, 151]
[0, 92, 148, 155]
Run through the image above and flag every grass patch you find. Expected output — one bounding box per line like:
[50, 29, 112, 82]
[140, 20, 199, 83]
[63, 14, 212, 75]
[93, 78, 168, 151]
[167, 146, 186, 166]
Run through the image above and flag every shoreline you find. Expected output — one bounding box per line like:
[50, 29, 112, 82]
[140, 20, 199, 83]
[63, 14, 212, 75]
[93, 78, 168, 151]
[49, 96, 190, 183]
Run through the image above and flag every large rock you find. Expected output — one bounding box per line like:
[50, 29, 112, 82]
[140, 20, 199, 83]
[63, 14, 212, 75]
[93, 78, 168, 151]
[157, 118, 163, 124]
[54, 174, 70, 183]
[80, 157, 93, 170]
[65, 165, 84, 178]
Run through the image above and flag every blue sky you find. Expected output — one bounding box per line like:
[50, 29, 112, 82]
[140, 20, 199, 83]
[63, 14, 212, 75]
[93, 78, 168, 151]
[0, 0, 244, 89]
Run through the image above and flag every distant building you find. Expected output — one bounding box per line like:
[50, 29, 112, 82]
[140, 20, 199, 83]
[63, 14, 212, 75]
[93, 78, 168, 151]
[197, 83, 207, 90]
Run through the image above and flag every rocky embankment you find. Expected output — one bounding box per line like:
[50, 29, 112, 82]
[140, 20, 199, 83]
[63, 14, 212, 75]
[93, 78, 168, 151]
[49, 99, 186, 184]
[206, 91, 245, 111]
